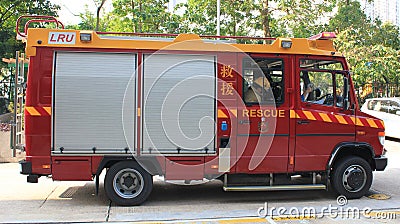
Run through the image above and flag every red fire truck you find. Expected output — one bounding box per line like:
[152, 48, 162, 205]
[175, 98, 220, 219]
[17, 16, 387, 205]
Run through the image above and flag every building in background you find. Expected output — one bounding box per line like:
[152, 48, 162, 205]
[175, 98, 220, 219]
[358, 0, 400, 26]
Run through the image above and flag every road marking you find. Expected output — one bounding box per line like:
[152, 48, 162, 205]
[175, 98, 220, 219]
[130, 217, 267, 224]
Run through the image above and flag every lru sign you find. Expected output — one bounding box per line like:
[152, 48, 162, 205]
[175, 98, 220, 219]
[48, 32, 76, 44]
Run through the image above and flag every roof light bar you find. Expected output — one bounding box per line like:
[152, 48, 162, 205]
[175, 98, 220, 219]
[308, 32, 336, 40]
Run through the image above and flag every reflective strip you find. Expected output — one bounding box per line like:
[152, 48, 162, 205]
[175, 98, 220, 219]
[350, 116, 356, 125]
[218, 109, 228, 118]
[303, 111, 316, 120]
[366, 118, 378, 128]
[335, 115, 348, 124]
[43, 107, 51, 115]
[25, 107, 40, 116]
[290, 109, 383, 129]
[229, 109, 237, 117]
[355, 117, 364, 126]
[290, 110, 300, 119]
[319, 113, 332, 123]
[137, 108, 141, 117]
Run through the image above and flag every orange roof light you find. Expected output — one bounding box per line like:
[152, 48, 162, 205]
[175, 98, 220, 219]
[308, 32, 336, 40]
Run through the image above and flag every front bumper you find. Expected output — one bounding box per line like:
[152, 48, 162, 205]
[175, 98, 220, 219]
[374, 156, 388, 171]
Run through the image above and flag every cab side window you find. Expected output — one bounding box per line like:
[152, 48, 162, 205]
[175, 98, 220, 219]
[242, 57, 284, 105]
[300, 59, 345, 107]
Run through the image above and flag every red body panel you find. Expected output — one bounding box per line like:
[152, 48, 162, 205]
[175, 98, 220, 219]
[25, 48, 53, 174]
[52, 157, 92, 181]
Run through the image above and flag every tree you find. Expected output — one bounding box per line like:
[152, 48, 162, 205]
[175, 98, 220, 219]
[330, 0, 400, 96]
[0, 1, 59, 70]
[0, 1, 59, 55]
[180, 0, 259, 36]
[67, 5, 111, 31]
[109, 0, 179, 33]
[95, 0, 107, 31]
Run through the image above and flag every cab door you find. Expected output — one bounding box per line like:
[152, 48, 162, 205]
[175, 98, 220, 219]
[235, 54, 291, 173]
[294, 56, 356, 172]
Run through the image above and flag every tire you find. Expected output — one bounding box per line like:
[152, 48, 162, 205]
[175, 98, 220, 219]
[104, 161, 153, 206]
[331, 156, 372, 199]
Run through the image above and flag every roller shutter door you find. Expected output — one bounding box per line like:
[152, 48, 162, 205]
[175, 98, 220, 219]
[53, 52, 136, 154]
[142, 54, 216, 154]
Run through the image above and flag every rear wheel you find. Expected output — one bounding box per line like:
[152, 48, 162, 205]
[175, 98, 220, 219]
[105, 161, 153, 206]
[331, 156, 372, 199]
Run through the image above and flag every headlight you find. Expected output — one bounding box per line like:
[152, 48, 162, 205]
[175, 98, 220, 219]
[378, 132, 385, 146]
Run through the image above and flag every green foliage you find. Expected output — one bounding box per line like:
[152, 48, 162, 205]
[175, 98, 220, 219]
[0, 1, 59, 70]
[330, 1, 400, 87]
[272, 0, 336, 38]
[180, 0, 259, 36]
[109, 0, 179, 33]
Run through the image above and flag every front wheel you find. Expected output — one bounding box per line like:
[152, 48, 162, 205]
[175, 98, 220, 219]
[331, 156, 372, 199]
[105, 161, 153, 206]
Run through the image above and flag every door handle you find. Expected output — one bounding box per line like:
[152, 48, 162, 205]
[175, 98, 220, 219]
[297, 120, 310, 125]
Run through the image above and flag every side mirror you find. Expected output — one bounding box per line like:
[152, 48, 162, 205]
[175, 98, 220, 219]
[343, 77, 350, 110]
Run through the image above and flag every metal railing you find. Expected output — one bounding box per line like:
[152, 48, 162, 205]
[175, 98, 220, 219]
[10, 51, 25, 156]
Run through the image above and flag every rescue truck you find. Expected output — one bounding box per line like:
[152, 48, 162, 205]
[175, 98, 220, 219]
[16, 16, 387, 205]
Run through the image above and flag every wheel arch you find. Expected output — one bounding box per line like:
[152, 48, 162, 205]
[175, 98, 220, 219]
[327, 142, 375, 177]
[94, 156, 162, 195]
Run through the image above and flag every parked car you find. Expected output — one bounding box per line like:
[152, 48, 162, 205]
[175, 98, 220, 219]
[361, 97, 400, 139]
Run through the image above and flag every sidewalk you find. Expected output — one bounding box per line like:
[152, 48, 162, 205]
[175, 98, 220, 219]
[0, 113, 25, 163]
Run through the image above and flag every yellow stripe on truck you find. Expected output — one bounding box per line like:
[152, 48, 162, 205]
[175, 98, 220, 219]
[319, 113, 332, 123]
[43, 107, 51, 115]
[218, 109, 228, 118]
[25, 107, 41, 116]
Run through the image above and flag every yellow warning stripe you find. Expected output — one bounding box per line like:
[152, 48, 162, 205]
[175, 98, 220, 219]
[366, 118, 378, 128]
[291, 109, 383, 129]
[25, 107, 40, 116]
[356, 117, 364, 126]
[43, 107, 51, 115]
[137, 108, 141, 117]
[229, 109, 237, 117]
[218, 109, 228, 118]
[350, 116, 356, 125]
[290, 110, 300, 119]
[319, 113, 332, 123]
[335, 114, 348, 125]
[303, 111, 316, 120]
[132, 217, 267, 224]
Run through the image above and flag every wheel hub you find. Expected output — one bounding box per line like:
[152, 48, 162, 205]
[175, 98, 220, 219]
[113, 168, 144, 199]
[342, 165, 367, 192]
[346, 169, 364, 189]
[121, 174, 137, 190]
